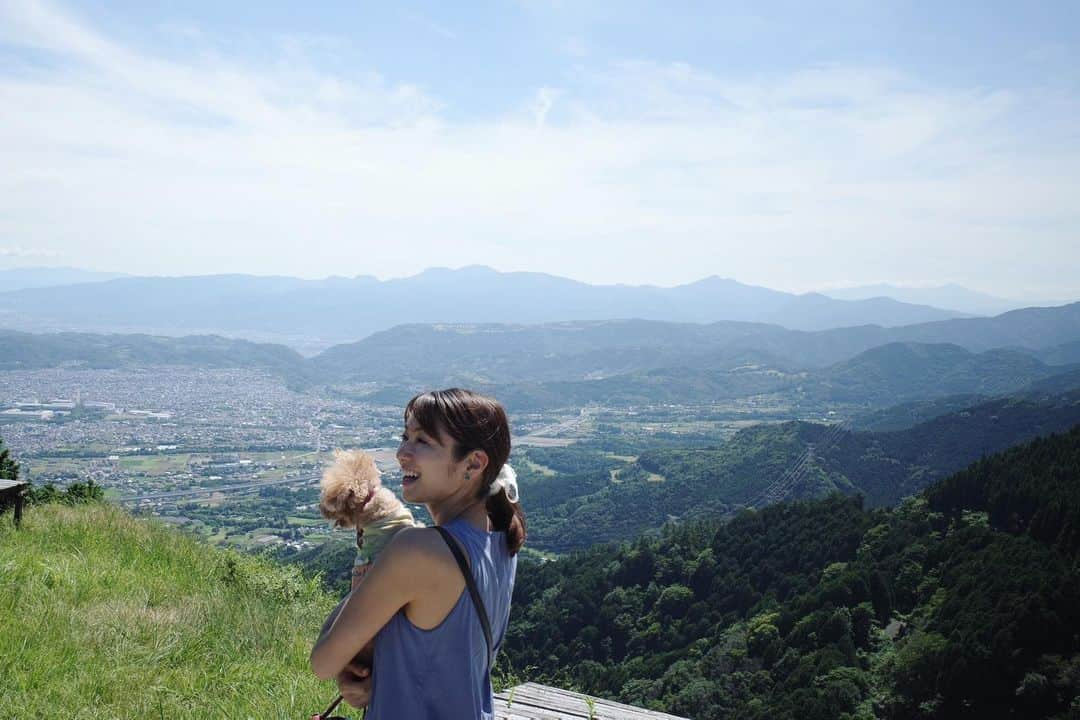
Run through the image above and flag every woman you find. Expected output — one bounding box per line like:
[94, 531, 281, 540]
[310, 388, 526, 719]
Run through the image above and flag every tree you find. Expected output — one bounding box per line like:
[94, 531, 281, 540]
[0, 437, 18, 481]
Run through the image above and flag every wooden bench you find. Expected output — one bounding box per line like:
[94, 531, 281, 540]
[0, 479, 28, 527]
[494, 682, 689, 720]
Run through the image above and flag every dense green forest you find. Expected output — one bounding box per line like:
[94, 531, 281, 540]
[851, 394, 988, 432]
[519, 390, 1080, 551]
[502, 425, 1080, 719]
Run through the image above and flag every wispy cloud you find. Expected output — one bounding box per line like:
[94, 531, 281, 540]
[1, 0, 1077, 299]
[0, 244, 62, 258]
[400, 10, 458, 41]
[531, 86, 560, 127]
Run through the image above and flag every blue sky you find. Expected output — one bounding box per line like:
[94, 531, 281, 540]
[1, 0, 1077, 299]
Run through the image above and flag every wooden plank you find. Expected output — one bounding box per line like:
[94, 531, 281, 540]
[494, 683, 689, 720]
[511, 684, 670, 718]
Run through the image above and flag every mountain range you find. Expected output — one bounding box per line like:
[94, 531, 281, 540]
[820, 282, 1061, 316]
[0, 266, 975, 351]
[0, 266, 129, 292]
[4, 300, 1080, 411]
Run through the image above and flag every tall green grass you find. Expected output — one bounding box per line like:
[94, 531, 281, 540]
[0, 504, 351, 719]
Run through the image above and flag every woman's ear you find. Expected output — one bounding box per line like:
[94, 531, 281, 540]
[468, 450, 489, 477]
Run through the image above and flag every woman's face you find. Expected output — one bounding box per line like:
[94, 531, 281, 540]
[396, 413, 469, 505]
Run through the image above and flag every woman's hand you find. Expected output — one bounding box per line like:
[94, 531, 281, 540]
[336, 662, 372, 709]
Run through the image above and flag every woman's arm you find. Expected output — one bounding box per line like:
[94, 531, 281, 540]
[309, 527, 430, 680]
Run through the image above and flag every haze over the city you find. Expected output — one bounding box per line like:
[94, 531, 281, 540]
[2, 0, 1077, 300]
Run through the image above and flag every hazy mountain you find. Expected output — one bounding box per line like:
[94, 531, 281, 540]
[1036, 340, 1080, 366]
[0, 329, 307, 380]
[821, 282, 1049, 316]
[4, 300, 1080, 407]
[851, 360, 1080, 432]
[0, 266, 128, 292]
[505, 342, 1069, 411]
[312, 302, 1080, 390]
[809, 342, 1069, 405]
[352, 339, 1072, 415]
[310, 318, 795, 385]
[0, 266, 969, 350]
[1021, 365, 1080, 396]
[850, 394, 990, 432]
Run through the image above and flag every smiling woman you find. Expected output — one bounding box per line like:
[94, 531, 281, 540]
[310, 387, 525, 720]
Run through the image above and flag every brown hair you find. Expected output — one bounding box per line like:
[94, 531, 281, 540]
[404, 388, 526, 555]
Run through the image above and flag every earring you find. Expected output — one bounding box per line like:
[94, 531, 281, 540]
[465, 472, 471, 482]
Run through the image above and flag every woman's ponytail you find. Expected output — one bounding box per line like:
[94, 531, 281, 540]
[486, 487, 526, 555]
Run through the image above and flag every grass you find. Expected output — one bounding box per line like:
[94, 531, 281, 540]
[0, 503, 352, 719]
[519, 456, 558, 477]
[118, 454, 192, 473]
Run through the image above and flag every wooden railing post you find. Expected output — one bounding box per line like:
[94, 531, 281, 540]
[14, 487, 24, 528]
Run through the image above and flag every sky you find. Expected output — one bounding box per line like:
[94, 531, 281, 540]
[1, 0, 1078, 300]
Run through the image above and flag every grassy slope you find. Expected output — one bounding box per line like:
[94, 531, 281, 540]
[0, 503, 347, 719]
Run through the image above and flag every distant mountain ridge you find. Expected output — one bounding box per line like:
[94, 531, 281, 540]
[821, 282, 1068, 316]
[0, 266, 129, 292]
[313, 304, 1080, 404]
[4, 303, 1080, 411]
[810, 342, 1069, 405]
[0, 329, 308, 384]
[471, 342, 1074, 412]
[0, 266, 970, 350]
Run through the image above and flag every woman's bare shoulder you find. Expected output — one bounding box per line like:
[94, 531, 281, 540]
[384, 526, 459, 568]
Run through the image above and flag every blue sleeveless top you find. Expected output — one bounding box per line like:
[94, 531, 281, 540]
[365, 517, 517, 720]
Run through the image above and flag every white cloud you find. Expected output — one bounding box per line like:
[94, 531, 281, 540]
[400, 10, 458, 41]
[531, 87, 560, 127]
[0, 0, 1077, 299]
[0, 244, 62, 258]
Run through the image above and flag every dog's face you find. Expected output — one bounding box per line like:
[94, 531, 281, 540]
[319, 449, 383, 528]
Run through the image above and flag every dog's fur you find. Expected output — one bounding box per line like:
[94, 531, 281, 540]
[317, 448, 420, 675]
[319, 449, 402, 529]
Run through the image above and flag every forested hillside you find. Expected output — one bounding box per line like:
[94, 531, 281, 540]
[809, 342, 1067, 404]
[504, 426, 1080, 719]
[0, 329, 307, 376]
[358, 341, 1076, 412]
[522, 390, 1080, 550]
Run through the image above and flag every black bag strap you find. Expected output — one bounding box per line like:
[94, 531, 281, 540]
[435, 526, 494, 674]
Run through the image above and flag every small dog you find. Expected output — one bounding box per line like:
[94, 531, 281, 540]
[319, 448, 422, 587]
[317, 448, 422, 676]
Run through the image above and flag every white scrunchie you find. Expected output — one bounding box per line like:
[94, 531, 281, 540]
[488, 463, 519, 503]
